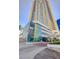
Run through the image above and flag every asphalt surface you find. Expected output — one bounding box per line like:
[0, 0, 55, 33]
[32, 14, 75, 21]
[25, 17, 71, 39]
[19, 43, 46, 59]
[19, 43, 60, 59]
[34, 48, 60, 59]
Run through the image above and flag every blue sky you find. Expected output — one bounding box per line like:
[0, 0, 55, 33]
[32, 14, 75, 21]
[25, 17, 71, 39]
[19, 0, 60, 27]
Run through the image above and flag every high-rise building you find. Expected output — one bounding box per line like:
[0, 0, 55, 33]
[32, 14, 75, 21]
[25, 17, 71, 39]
[24, 0, 59, 42]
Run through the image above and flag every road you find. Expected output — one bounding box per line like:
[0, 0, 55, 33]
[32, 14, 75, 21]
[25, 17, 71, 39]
[19, 43, 60, 59]
[19, 43, 46, 59]
[34, 48, 60, 59]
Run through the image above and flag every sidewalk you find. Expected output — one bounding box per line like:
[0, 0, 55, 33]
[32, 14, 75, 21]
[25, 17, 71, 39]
[47, 44, 60, 52]
[19, 42, 34, 49]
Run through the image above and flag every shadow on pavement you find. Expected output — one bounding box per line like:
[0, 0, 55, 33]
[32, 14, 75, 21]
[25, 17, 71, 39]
[34, 48, 60, 59]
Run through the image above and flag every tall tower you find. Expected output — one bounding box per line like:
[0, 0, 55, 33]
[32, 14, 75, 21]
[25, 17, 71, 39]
[26, 0, 59, 42]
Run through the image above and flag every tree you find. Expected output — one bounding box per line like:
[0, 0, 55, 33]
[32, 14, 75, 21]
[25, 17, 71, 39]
[19, 25, 22, 30]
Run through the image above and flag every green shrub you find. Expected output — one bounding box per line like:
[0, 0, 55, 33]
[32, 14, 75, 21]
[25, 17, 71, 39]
[48, 38, 60, 44]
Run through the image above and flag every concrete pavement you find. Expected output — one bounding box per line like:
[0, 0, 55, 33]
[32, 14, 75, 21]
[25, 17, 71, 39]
[47, 44, 60, 52]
